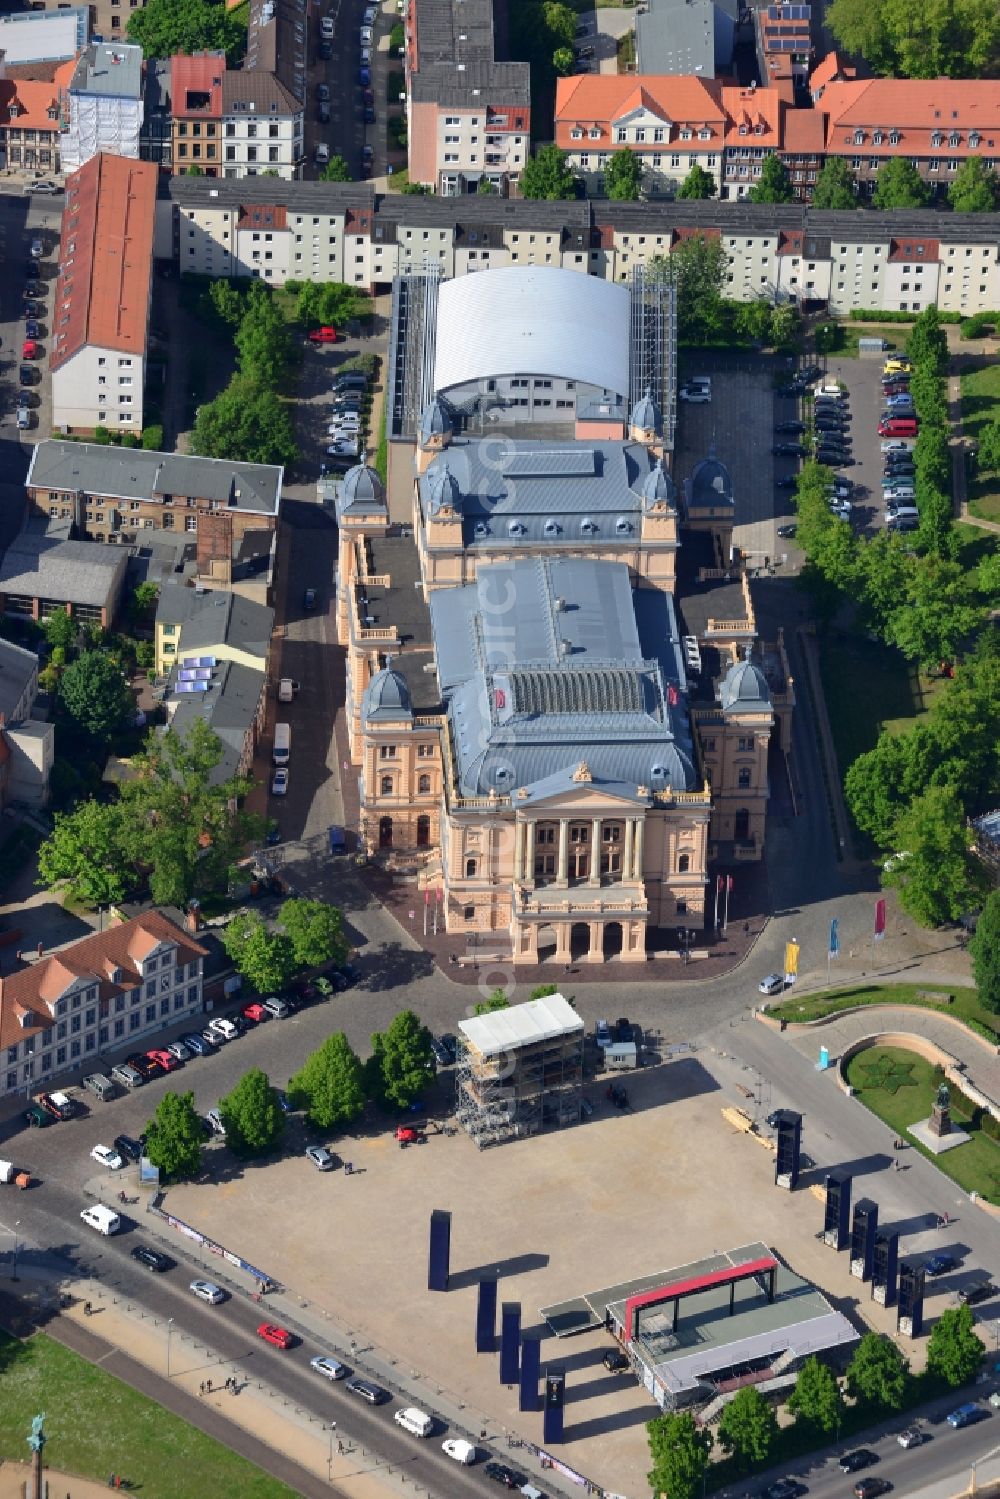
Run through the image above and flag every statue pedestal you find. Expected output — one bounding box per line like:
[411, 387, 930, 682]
[908, 1117, 970, 1156]
[929, 1101, 951, 1137]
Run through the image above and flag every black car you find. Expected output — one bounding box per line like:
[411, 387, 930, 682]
[130, 1245, 173, 1272]
[230, 1014, 251, 1037]
[854, 1481, 891, 1499]
[303, 587, 317, 609]
[603, 1348, 630, 1372]
[958, 1281, 995, 1305]
[23, 300, 44, 319]
[364, 105, 376, 123]
[764, 1481, 806, 1499]
[772, 442, 805, 456]
[818, 451, 854, 466]
[840, 1450, 878, 1474]
[319, 37, 332, 57]
[19, 364, 38, 385]
[484, 1462, 527, 1489]
[126, 1053, 158, 1079]
[24, 280, 43, 299]
[114, 1134, 144, 1162]
[24, 319, 40, 340]
[777, 523, 797, 538]
[774, 421, 806, 434]
[431, 1035, 454, 1067]
[775, 475, 799, 489]
[346, 1378, 390, 1404]
[798, 364, 823, 381]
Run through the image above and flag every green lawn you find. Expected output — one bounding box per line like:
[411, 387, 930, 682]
[0, 1332, 299, 1499]
[961, 361, 1000, 522]
[818, 632, 947, 774]
[845, 1045, 1000, 1205]
[769, 980, 1000, 1044]
[833, 324, 906, 358]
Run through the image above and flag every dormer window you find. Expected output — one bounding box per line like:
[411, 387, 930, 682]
[854, 131, 864, 145]
[615, 517, 632, 534]
[949, 132, 960, 148]
[754, 123, 765, 135]
[931, 131, 942, 147]
[543, 519, 560, 536]
[679, 129, 692, 140]
[507, 519, 526, 536]
[698, 128, 710, 140]
[570, 128, 583, 139]
[873, 131, 883, 144]
[970, 131, 980, 147]
[889, 131, 900, 145]
[589, 127, 601, 139]
[738, 123, 747, 136]
[580, 518, 598, 534]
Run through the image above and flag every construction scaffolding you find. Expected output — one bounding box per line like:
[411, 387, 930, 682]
[454, 993, 585, 1149]
[629, 262, 678, 454]
[387, 264, 441, 440]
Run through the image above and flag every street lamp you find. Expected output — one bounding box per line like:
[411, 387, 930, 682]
[326, 1422, 337, 1481]
[166, 1317, 174, 1378]
[12, 1219, 20, 1281]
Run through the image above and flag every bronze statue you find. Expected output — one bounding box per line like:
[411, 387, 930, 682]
[936, 1082, 950, 1110]
[27, 1412, 46, 1453]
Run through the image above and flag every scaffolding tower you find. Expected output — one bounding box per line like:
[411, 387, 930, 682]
[454, 995, 585, 1149]
[629, 263, 678, 453]
[387, 263, 441, 440]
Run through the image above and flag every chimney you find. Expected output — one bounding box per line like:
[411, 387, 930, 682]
[186, 901, 203, 933]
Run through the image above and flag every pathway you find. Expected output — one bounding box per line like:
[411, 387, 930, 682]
[945, 329, 1000, 535]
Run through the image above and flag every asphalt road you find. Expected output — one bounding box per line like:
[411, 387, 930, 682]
[304, 0, 385, 180]
[0, 186, 62, 458]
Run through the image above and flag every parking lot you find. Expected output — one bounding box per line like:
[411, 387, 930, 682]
[819, 352, 912, 536]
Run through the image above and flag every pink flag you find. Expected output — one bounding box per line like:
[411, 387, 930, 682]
[874, 898, 887, 940]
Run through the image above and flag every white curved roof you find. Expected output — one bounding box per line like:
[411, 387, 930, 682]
[434, 267, 631, 398]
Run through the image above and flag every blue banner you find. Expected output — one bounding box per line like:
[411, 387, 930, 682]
[829, 917, 840, 960]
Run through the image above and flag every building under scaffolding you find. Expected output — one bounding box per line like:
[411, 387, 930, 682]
[455, 992, 584, 1148]
[630, 262, 677, 454]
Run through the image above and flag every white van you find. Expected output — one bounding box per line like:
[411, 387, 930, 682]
[884, 505, 918, 523]
[81, 1204, 121, 1236]
[278, 678, 298, 703]
[273, 722, 291, 767]
[394, 1407, 433, 1438]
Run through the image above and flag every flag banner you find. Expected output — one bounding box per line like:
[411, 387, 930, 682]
[874, 898, 887, 941]
[727, 875, 734, 893]
[829, 918, 840, 960]
[784, 940, 800, 978]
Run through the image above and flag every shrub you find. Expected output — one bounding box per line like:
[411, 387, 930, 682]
[141, 424, 165, 450]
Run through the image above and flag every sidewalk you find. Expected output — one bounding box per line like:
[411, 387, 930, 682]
[0, 1463, 115, 1499]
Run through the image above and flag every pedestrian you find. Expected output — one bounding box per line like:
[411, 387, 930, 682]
[84, 1301, 92, 1317]
[199, 1382, 205, 1397]
[207, 1378, 213, 1394]
[108, 1477, 115, 1490]
[115, 1479, 122, 1492]
[337, 1439, 344, 1455]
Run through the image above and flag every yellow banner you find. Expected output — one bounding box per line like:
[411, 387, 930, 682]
[784, 941, 800, 977]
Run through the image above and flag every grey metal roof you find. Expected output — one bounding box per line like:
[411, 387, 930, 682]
[636, 0, 738, 77]
[429, 558, 697, 798]
[720, 657, 771, 712]
[0, 7, 88, 62]
[434, 268, 631, 398]
[686, 448, 734, 510]
[70, 42, 143, 99]
[164, 659, 263, 783]
[156, 584, 274, 658]
[0, 638, 39, 725]
[418, 438, 672, 551]
[363, 667, 412, 722]
[335, 461, 385, 520]
[26, 442, 282, 517]
[408, 0, 530, 107]
[0, 536, 124, 609]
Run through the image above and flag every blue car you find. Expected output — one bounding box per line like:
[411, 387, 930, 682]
[359, 66, 371, 85]
[24, 319, 40, 339]
[180, 1031, 212, 1056]
[925, 1252, 957, 1276]
[946, 1402, 985, 1429]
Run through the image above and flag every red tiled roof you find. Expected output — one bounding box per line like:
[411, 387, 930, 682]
[822, 79, 1000, 156]
[809, 50, 853, 93]
[887, 237, 940, 264]
[0, 57, 75, 132]
[782, 106, 826, 154]
[722, 86, 784, 149]
[554, 74, 725, 149]
[170, 51, 225, 118]
[0, 910, 207, 1051]
[51, 153, 157, 373]
[672, 225, 721, 243]
[237, 203, 288, 230]
[777, 230, 804, 254]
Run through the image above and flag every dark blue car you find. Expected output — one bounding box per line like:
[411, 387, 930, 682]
[359, 66, 371, 85]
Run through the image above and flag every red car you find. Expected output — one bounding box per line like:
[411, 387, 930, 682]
[146, 1048, 180, 1072]
[307, 326, 338, 343]
[241, 1001, 269, 1023]
[257, 1323, 294, 1349]
[22, 339, 38, 359]
[396, 1126, 422, 1146]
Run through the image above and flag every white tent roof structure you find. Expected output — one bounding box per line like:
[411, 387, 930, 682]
[458, 992, 584, 1057]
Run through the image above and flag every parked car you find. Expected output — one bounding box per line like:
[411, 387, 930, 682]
[925, 1252, 957, 1276]
[23, 300, 43, 318]
[91, 1144, 125, 1170]
[854, 1480, 891, 1499]
[359, 65, 371, 85]
[308, 326, 337, 343]
[319, 38, 332, 58]
[595, 1018, 612, 1048]
[166, 1040, 192, 1062]
[316, 82, 330, 102]
[320, 14, 335, 38]
[131, 1245, 172, 1272]
[125, 1053, 158, 1079]
[958, 1281, 995, 1305]
[272, 768, 288, 796]
[23, 1102, 52, 1128]
[364, 104, 376, 123]
[242, 1001, 269, 1023]
[897, 1427, 925, 1448]
[22, 339, 38, 359]
[758, 974, 785, 995]
[315, 142, 330, 165]
[180, 1032, 213, 1056]
[114, 1134, 144, 1162]
[346, 1377, 390, 1404]
[603, 1348, 630, 1372]
[774, 421, 806, 434]
[763, 1482, 806, 1499]
[146, 1048, 180, 1073]
[306, 1145, 336, 1171]
[772, 443, 805, 457]
[443, 1438, 477, 1464]
[38, 1091, 78, 1121]
[24, 280, 43, 299]
[777, 523, 797, 538]
[206, 1107, 226, 1135]
[484, 1461, 527, 1489]
[946, 1402, 987, 1428]
[24, 319, 40, 340]
[190, 1279, 227, 1304]
[775, 475, 799, 489]
[431, 1035, 455, 1067]
[310, 1354, 348, 1380]
[360, 24, 373, 42]
[16, 404, 31, 430]
[678, 383, 711, 403]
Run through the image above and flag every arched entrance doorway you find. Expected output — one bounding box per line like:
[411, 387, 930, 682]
[536, 924, 557, 963]
[570, 922, 591, 962]
[602, 922, 623, 960]
[379, 816, 393, 848]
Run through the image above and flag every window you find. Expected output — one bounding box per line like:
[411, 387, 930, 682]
[188, 984, 199, 1005]
[464, 905, 475, 922]
[145, 1004, 157, 1024]
[379, 744, 396, 759]
[465, 858, 478, 878]
[160, 998, 171, 1017]
[380, 774, 393, 796]
[417, 774, 431, 793]
[738, 767, 752, 790]
[737, 736, 754, 752]
[678, 852, 690, 873]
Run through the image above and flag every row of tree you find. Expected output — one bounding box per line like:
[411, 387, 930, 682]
[648, 1324, 985, 1498]
[220, 901, 348, 994]
[38, 719, 260, 910]
[128, 0, 245, 62]
[143, 1011, 436, 1176]
[826, 0, 1000, 81]
[191, 280, 298, 469]
[645, 241, 797, 350]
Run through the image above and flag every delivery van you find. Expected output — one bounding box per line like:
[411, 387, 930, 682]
[81, 1204, 121, 1235]
[394, 1407, 433, 1438]
[878, 417, 918, 437]
[273, 722, 290, 767]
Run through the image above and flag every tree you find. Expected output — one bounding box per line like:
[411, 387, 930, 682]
[907, 306, 949, 376]
[389, 21, 404, 51]
[873, 157, 932, 210]
[977, 421, 1000, 474]
[144, 1090, 204, 1180]
[650, 238, 729, 345]
[646, 1411, 713, 1499]
[128, 581, 160, 624]
[519, 144, 578, 201]
[320, 155, 353, 182]
[542, 0, 575, 47]
[279, 898, 348, 971]
[734, 298, 774, 345]
[191, 375, 297, 468]
[529, 984, 559, 999]
[367, 1010, 434, 1110]
[219, 1067, 285, 1157]
[207, 278, 245, 329]
[717, 1387, 778, 1470]
[59, 652, 134, 744]
[949, 155, 1000, 212]
[604, 148, 643, 201]
[42, 608, 77, 655]
[221, 910, 298, 994]
[811, 156, 857, 210]
[474, 988, 510, 1015]
[289, 279, 365, 330]
[677, 163, 716, 199]
[118, 718, 260, 906]
[748, 154, 793, 204]
[234, 283, 292, 387]
[827, 0, 1000, 78]
[884, 557, 983, 669]
[885, 785, 988, 927]
[553, 45, 574, 74]
[927, 1303, 986, 1387]
[37, 800, 130, 908]
[788, 1356, 842, 1436]
[127, 0, 244, 60]
[288, 1032, 366, 1131]
[846, 1333, 909, 1410]
[477, 177, 496, 194]
[825, 0, 894, 71]
[969, 890, 1000, 1012]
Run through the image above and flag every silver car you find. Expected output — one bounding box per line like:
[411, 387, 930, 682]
[190, 1279, 226, 1304]
[306, 1145, 335, 1171]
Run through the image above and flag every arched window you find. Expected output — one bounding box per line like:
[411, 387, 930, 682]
[678, 852, 690, 873]
[417, 773, 431, 794]
[416, 815, 430, 847]
[380, 774, 393, 796]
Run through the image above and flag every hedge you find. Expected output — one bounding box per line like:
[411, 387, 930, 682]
[959, 312, 999, 339]
[848, 308, 964, 325]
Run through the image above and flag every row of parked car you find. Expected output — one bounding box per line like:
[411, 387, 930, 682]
[874, 357, 920, 531]
[324, 368, 370, 465]
[16, 235, 49, 430]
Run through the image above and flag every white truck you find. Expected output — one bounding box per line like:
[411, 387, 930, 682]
[273, 722, 291, 766]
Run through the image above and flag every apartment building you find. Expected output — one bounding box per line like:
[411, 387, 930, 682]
[25, 441, 283, 584]
[754, 1, 812, 91]
[169, 51, 225, 175]
[405, 0, 530, 194]
[59, 41, 144, 173]
[51, 153, 156, 435]
[0, 59, 75, 175]
[554, 74, 727, 198]
[10, 0, 133, 46]
[160, 178, 1000, 317]
[820, 79, 1000, 201]
[168, 51, 303, 178]
[0, 910, 207, 1103]
[246, 0, 306, 108]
